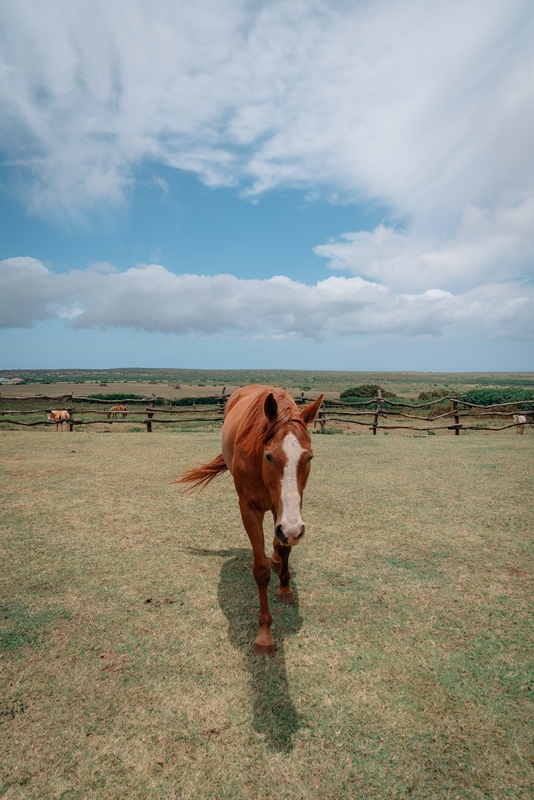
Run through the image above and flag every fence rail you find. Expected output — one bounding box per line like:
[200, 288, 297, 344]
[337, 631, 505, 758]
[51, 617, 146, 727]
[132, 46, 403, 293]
[0, 390, 532, 434]
[1, 392, 223, 404]
[0, 406, 220, 416]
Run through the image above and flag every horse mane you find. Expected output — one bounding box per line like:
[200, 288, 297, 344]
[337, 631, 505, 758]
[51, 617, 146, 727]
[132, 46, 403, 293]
[236, 388, 306, 457]
[176, 387, 306, 492]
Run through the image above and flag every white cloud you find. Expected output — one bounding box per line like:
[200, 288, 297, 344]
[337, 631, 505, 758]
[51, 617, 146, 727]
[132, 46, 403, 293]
[0, 257, 63, 326]
[314, 193, 534, 292]
[1, 257, 532, 341]
[0, 0, 532, 339]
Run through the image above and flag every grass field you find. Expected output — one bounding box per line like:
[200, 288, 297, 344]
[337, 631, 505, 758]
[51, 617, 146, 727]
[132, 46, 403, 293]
[1, 429, 532, 798]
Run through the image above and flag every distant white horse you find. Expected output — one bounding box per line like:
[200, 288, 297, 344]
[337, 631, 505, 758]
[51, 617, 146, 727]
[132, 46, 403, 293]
[513, 414, 527, 435]
[47, 410, 71, 431]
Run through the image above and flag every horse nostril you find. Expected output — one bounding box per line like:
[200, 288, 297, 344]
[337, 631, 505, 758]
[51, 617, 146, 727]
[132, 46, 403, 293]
[275, 525, 287, 543]
[298, 525, 306, 539]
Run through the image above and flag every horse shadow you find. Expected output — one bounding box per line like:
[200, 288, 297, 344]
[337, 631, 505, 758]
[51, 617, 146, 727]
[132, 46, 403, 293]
[187, 547, 302, 753]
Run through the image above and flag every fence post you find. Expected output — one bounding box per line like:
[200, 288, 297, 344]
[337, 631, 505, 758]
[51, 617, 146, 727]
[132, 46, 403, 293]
[452, 394, 459, 435]
[373, 389, 382, 435]
[67, 393, 74, 431]
[217, 387, 227, 415]
[146, 396, 155, 433]
[316, 409, 326, 431]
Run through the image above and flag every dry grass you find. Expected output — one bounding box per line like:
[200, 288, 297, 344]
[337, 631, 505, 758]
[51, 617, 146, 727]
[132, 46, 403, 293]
[0, 429, 532, 799]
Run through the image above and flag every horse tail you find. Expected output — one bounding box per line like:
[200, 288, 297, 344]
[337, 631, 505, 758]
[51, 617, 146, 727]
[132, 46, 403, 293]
[176, 453, 228, 492]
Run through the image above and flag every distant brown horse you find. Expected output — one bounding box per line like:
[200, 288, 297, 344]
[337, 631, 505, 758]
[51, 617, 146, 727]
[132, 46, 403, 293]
[47, 410, 71, 431]
[107, 405, 128, 419]
[178, 385, 323, 656]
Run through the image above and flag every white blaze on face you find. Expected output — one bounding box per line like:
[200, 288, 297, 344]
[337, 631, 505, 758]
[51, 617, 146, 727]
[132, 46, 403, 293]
[279, 432, 305, 534]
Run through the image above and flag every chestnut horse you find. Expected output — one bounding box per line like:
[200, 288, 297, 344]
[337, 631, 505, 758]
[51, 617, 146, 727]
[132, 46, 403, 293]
[178, 385, 323, 656]
[107, 405, 128, 419]
[47, 410, 71, 431]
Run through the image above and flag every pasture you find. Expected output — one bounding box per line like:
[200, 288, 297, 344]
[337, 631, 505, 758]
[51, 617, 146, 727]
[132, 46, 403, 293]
[1, 430, 532, 798]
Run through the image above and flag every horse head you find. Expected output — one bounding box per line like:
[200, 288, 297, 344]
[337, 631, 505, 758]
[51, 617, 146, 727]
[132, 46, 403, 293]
[261, 393, 323, 547]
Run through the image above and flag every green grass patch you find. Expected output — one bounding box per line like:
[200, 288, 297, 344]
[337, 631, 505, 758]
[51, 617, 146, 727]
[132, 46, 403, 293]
[312, 426, 344, 434]
[0, 602, 69, 651]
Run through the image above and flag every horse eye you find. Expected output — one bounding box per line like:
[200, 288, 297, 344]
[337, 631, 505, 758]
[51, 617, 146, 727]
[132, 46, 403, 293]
[265, 453, 272, 461]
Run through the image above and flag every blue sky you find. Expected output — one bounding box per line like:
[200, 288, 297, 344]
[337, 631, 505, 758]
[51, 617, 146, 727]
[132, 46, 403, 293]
[1, 165, 384, 282]
[1, 0, 533, 371]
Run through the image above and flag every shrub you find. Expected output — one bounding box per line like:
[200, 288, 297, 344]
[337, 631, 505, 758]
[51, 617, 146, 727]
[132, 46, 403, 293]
[340, 384, 397, 399]
[428, 400, 453, 418]
[418, 389, 452, 400]
[463, 388, 532, 409]
[170, 396, 219, 407]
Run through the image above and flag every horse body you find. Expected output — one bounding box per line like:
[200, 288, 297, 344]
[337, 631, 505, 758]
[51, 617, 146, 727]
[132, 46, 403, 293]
[179, 384, 323, 655]
[513, 414, 527, 434]
[107, 405, 128, 419]
[47, 410, 71, 431]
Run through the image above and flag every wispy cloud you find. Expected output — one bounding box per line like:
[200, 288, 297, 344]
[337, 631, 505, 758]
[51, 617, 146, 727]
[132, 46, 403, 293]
[1, 257, 532, 341]
[1, 0, 532, 343]
[1, 0, 532, 225]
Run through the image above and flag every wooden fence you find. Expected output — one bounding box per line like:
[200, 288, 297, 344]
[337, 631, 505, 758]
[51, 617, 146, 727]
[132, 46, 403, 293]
[316, 390, 534, 434]
[0, 392, 226, 433]
[0, 390, 532, 434]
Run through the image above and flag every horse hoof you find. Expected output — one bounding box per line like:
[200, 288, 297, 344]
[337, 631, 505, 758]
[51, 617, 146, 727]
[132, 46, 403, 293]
[254, 642, 275, 657]
[277, 591, 294, 604]
[270, 558, 281, 573]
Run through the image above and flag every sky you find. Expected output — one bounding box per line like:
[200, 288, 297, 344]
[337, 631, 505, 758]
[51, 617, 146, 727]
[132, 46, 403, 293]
[0, 0, 533, 372]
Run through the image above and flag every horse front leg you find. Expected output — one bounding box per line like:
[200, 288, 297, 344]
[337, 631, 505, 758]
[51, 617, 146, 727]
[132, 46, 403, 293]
[272, 538, 294, 604]
[269, 509, 282, 573]
[239, 499, 275, 656]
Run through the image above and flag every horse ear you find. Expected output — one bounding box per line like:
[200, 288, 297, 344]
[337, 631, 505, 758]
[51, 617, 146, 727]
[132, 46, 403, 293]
[264, 392, 278, 420]
[300, 394, 324, 426]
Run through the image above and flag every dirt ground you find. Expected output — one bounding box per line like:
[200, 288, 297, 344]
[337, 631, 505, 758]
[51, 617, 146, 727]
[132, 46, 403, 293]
[0, 381, 333, 402]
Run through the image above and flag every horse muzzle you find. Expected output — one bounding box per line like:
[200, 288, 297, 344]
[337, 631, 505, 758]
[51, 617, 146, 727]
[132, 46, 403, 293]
[275, 522, 305, 546]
